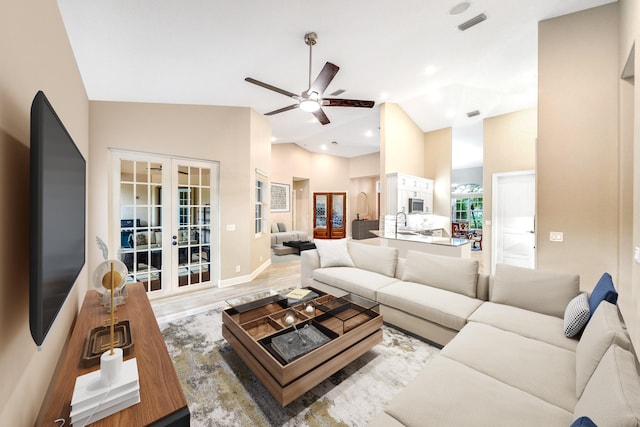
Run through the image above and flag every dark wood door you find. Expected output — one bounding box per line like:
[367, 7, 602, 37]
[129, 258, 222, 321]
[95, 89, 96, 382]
[313, 192, 346, 239]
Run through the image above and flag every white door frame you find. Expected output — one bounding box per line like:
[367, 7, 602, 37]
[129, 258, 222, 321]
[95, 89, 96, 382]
[110, 149, 220, 298]
[491, 170, 536, 274]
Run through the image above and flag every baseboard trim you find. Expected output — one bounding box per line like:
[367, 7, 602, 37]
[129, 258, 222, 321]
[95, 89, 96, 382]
[219, 259, 272, 288]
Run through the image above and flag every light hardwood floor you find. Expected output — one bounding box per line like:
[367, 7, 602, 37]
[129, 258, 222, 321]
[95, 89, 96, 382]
[151, 259, 301, 324]
[151, 247, 484, 324]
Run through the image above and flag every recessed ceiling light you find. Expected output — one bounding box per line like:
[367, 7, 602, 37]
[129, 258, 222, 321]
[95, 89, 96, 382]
[379, 92, 389, 101]
[425, 65, 437, 75]
[445, 110, 456, 118]
[449, 2, 470, 16]
[270, 136, 277, 142]
[320, 144, 328, 151]
[365, 130, 374, 138]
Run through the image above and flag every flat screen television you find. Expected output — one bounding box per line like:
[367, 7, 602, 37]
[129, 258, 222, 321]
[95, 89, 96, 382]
[30, 90, 86, 348]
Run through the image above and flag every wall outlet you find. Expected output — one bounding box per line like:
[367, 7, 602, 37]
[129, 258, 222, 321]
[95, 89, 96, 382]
[226, 224, 236, 231]
[549, 231, 563, 242]
[235, 265, 240, 273]
[634, 247, 640, 264]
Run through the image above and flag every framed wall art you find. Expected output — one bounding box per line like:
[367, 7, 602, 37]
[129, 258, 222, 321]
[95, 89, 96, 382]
[271, 182, 290, 212]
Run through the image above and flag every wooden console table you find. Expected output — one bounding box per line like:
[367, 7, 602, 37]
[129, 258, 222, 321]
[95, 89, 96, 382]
[38, 283, 189, 426]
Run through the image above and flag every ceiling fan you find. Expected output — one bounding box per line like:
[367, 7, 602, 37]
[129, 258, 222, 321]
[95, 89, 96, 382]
[245, 32, 375, 125]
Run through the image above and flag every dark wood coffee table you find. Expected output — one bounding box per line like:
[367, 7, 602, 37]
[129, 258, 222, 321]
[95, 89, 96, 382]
[283, 240, 316, 254]
[221, 287, 382, 406]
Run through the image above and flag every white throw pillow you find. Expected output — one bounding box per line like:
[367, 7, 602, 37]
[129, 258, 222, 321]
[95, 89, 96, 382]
[314, 238, 354, 268]
[563, 293, 590, 338]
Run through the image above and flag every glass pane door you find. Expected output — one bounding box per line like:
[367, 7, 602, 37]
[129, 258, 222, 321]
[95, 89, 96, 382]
[331, 193, 346, 238]
[173, 162, 213, 289]
[118, 158, 167, 293]
[114, 151, 219, 296]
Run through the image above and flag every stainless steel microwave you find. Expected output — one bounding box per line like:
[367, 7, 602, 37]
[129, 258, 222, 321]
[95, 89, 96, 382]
[408, 198, 424, 213]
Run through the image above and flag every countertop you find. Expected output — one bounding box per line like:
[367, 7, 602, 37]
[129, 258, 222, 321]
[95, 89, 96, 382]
[371, 229, 471, 247]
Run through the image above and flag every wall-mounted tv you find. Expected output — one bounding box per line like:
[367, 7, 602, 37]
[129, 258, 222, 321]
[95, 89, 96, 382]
[30, 90, 86, 348]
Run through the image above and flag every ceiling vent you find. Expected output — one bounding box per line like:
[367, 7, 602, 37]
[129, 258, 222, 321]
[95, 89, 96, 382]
[458, 13, 487, 31]
[467, 110, 480, 118]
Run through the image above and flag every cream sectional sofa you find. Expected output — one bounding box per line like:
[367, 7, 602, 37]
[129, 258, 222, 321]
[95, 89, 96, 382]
[300, 240, 640, 426]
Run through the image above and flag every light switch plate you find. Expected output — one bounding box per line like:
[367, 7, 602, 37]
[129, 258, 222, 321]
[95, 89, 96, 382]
[549, 231, 563, 242]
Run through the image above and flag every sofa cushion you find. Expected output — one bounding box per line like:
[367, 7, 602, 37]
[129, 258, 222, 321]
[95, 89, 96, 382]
[401, 250, 479, 298]
[576, 301, 632, 398]
[381, 356, 573, 427]
[491, 264, 579, 318]
[564, 293, 591, 338]
[271, 223, 280, 233]
[588, 272, 618, 315]
[468, 302, 578, 351]
[277, 222, 286, 232]
[441, 322, 577, 411]
[314, 238, 354, 268]
[312, 267, 398, 301]
[573, 345, 640, 427]
[377, 281, 483, 331]
[348, 242, 398, 278]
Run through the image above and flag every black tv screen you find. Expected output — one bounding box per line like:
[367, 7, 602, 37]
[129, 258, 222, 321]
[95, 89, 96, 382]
[30, 91, 86, 348]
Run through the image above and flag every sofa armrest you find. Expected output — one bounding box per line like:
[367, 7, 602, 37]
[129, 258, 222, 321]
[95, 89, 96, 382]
[301, 249, 320, 284]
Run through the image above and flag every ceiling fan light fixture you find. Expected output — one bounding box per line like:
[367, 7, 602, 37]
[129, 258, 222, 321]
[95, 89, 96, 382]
[299, 99, 321, 112]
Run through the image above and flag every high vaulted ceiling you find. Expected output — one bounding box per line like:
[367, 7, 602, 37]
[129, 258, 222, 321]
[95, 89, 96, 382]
[57, 0, 614, 159]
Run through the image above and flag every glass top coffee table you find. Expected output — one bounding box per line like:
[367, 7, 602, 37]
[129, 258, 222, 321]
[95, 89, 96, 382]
[222, 286, 383, 406]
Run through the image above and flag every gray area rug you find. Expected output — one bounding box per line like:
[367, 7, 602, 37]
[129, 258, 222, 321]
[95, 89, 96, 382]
[160, 304, 439, 426]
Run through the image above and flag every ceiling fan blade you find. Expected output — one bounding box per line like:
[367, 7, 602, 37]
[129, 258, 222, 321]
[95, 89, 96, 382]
[322, 98, 375, 108]
[265, 104, 298, 116]
[308, 62, 340, 96]
[245, 77, 299, 99]
[312, 108, 331, 125]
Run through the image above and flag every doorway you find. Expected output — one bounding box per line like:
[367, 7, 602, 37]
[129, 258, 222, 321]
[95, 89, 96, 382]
[491, 171, 536, 273]
[112, 150, 219, 297]
[313, 192, 347, 239]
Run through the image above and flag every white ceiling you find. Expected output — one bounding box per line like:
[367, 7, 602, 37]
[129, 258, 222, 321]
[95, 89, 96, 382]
[57, 0, 614, 159]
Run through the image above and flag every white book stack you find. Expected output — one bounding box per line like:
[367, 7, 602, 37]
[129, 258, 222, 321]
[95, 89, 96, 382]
[70, 358, 140, 426]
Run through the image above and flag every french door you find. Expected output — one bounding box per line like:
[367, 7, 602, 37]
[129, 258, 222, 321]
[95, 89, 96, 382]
[313, 192, 346, 239]
[113, 151, 219, 296]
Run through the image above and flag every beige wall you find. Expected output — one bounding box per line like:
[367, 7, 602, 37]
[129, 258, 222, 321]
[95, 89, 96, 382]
[538, 5, 620, 291]
[271, 144, 379, 237]
[380, 102, 426, 217]
[0, 0, 89, 425]
[89, 101, 271, 285]
[483, 108, 537, 271]
[424, 128, 452, 217]
[620, 0, 640, 352]
[249, 109, 273, 271]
